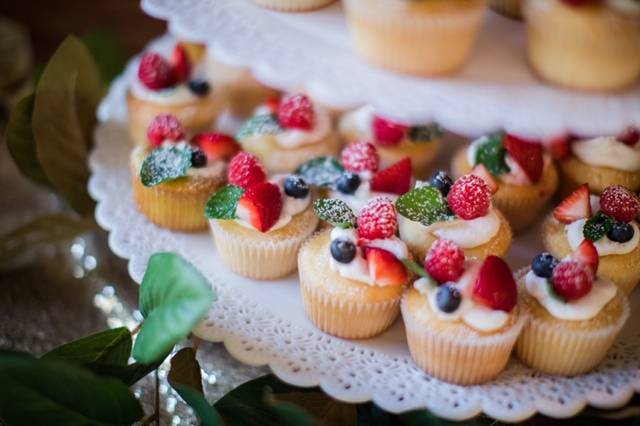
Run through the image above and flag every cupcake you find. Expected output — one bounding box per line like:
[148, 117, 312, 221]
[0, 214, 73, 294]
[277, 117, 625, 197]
[128, 43, 224, 146]
[131, 114, 237, 231]
[489, 0, 522, 18]
[206, 152, 318, 279]
[402, 242, 525, 385]
[397, 171, 513, 261]
[236, 94, 340, 173]
[338, 105, 442, 178]
[543, 183, 640, 294]
[251, 0, 335, 12]
[452, 132, 559, 233]
[516, 241, 630, 376]
[343, 0, 487, 76]
[524, 0, 640, 91]
[299, 197, 410, 338]
[553, 129, 640, 197]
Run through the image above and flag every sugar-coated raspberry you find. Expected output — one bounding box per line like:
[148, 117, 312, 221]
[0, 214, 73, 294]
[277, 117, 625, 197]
[227, 152, 267, 189]
[277, 94, 315, 130]
[372, 115, 408, 146]
[552, 260, 593, 301]
[600, 185, 640, 223]
[357, 197, 398, 240]
[447, 175, 491, 220]
[146, 113, 185, 147]
[138, 52, 175, 90]
[341, 142, 379, 174]
[424, 239, 465, 284]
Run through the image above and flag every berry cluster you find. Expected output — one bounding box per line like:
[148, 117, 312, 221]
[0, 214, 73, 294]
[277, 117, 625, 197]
[138, 44, 209, 95]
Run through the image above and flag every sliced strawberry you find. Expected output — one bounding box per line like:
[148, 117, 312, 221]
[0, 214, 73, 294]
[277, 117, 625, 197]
[370, 158, 412, 195]
[172, 43, 191, 83]
[277, 94, 314, 130]
[236, 182, 282, 232]
[548, 135, 570, 161]
[553, 183, 591, 224]
[503, 134, 544, 183]
[264, 96, 281, 114]
[617, 127, 640, 147]
[138, 52, 175, 90]
[365, 247, 408, 286]
[372, 115, 408, 146]
[227, 152, 267, 189]
[470, 164, 498, 194]
[192, 133, 240, 161]
[571, 239, 599, 275]
[472, 255, 517, 312]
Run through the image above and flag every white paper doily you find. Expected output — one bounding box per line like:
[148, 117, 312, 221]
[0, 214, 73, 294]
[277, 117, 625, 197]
[138, 0, 640, 139]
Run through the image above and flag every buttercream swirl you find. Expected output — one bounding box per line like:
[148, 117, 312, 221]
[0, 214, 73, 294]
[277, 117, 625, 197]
[572, 136, 640, 172]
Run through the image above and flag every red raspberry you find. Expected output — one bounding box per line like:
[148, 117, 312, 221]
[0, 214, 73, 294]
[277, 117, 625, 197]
[341, 142, 379, 174]
[146, 113, 185, 147]
[372, 115, 408, 146]
[277, 94, 315, 130]
[447, 174, 491, 220]
[600, 185, 640, 223]
[617, 127, 640, 147]
[552, 260, 593, 301]
[138, 52, 175, 90]
[424, 239, 465, 284]
[357, 197, 398, 240]
[227, 152, 267, 189]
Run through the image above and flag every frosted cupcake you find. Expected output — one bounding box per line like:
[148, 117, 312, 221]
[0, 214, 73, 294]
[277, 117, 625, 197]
[299, 197, 409, 338]
[398, 171, 513, 261]
[452, 132, 558, 233]
[338, 105, 442, 178]
[206, 152, 318, 279]
[489, 0, 522, 18]
[402, 242, 525, 385]
[127, 42, 224, 146]
[236, 94, 340, 173]
[517, 241, 630, 375]
[543, 183, 640, 294]
[524, 0, 640, 91]
[343, 0, 487, 76]
[131, 114, 236, 231]
[251, 0, 335, 12]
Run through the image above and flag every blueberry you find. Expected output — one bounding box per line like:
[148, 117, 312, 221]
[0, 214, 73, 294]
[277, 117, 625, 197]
[532, 252, 558, 278]
[284, 176, 309, 199]
[436, 283, 461, 313]
[330, 239, 356, 264]
[608, 221, 634, 243]
[190, 149, 207, 168]
[336, 172, 361, 194]
[429, 170, 453, 196]
[188, 79, 211, 96]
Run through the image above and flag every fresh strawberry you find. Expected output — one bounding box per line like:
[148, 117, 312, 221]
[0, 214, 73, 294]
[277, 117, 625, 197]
[502, 133, 543, 183]
[264, 96, 281, 114]
[552, 260, 593, 301]
[192, 133, 240, 161]
[277, 94, 314, 130]
[553, 183, 591, 224]
[370, 158, 412, 195]
[548, 135, 571, 161]
[600, 185, 640, 223]
[365, 247, 408, 286]
[357, 197, 398, 240]
[138, 52, 175, 90]
[617, 127, 640, 147]
[237, 182, 283, 232]
[571, 239, 599, 275]
[171, 44, 191, 83]
[341, 142, 379, 174]
[424, 239, 465, 284]
[372, 115, 408, 146]
[447, 174, 491, 220]
[146, 113, 185, 147]
[472, 256, 517, 312]
[227, 152, 267, 189]
[470, 164, 498, 194]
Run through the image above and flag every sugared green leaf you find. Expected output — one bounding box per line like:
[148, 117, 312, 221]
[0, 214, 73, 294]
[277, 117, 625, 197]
[584, 211, 614, 242]
[42, 327, 131, 367]
[408, 124, 443, 143]
[236, 114, 283, 140]
[294, 156, 344, 188]
[396, 186, 451, 226]
[474, 132, 510, 176]
[313, 199, 356, 229]
[140, 145, 193, 187]
[204, 185, 245, 219]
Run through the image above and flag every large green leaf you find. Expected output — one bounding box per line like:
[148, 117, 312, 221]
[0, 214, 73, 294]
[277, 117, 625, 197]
[90, 360, 163, 386]
[32, 35, 104, 216]
[42, 327, 131, 367]
[82, 30, 126, 85]
[0, 351, 143, 426]
[133, 253, 215, 364]
[172, 384, 224, 426]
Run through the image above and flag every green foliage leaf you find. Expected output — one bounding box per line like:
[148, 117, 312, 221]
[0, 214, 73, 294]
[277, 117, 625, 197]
[265, 390, 317, 426]
[82, 30, 126, 84]
[313, 199, 356, 229]
[173, 384, 224, 426]
[6, 94, 51, 186]
[32, 35, 104, 216]
[584, 211, 614, 242]
[204, 185, 245, 219]
[0, 351, 143, 426]
[396, 186, 451, 226]
[140, 145, 193, 187]
[90, 360, 163, 386]
[236, 113, 283, 140]
[474, 132, 510, 176]
[133, 253, 215, 364]
[294, 156, 344, 188]
[42, 327, 131, 367]
[408, 124, 443, 143]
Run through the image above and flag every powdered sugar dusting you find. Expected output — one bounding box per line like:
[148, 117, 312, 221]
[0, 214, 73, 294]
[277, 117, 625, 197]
[357, 197, 397, 240]
[448, 174, 491, 220]
[341, 141, 379, 173]
[600, 185, 640, 223]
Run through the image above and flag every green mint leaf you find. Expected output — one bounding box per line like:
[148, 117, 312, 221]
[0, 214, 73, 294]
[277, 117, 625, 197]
[236, 113, 283, 140]
[42, 327, 131, 367]
[401, 258, 434, 283]
[205, 185, 245, 219]
[583, 211, 614, 242]
[474, 132, 510, 176]
[408, 124, 443, 142]
[313, 199, 356, 229]
[294, 156, 344, 188]
[396, 186, 451, 226]
[140, 145, 192, 187]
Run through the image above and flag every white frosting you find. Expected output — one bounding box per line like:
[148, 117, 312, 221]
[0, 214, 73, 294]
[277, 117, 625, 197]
[414, 261, 510, 332]
[130, 143, 225, 180]
[572, 136, 640, 172]
[274, 105, 332, 149]
[330, 177, 398, 214]
[338, 105, 374, 140]
[130, 58, 210, 105]
[525, 270, 617, 321]
[565, 218, 640, 256]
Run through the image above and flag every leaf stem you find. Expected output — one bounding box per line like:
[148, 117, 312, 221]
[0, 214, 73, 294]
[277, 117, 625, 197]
[131, 322, 142, 336]
[192, 337, 202, 354]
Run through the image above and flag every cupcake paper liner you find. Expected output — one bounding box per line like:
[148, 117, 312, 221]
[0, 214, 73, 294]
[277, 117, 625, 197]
[558, 156, 640, 197]
[251, 0, 335, 12]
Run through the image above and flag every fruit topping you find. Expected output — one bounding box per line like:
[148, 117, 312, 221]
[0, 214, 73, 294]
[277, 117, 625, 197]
[370, 158, 412, 195]
[571, 239, 599, 274]
[341, 142, 379, 174]
[357, 197, 398, 240]
[365, 247, 408, 286]
[284, 175, 309, 199]
[192, 133, 240, 161]
[548, 135, 571, 161]
[408, 124, 443, 142]
[502, 133, 543, 183]
[190, 149, 207, 168]
[552, 260, 592, 301]
[472, 255, 517, 312]
[146, 113, 186, 147]
[171, 44, 191, 83]
[424, 239, 465, 284]
[608, 221, 635, 243]
[600, 185, 640, 223]
[277, 94, 314, 130]
[447, 174, 491, 220]
[227, 152, 267, 189]
[429, 170, 453, 196]
[372, 115, 408, 146]
[553, 183, 591, 224]
[237, 182, 283, 232]
[470, 164, 498, 194]
[187, 79, 210, 96]
[330, 239, 357, 264]
[264, 97, 281, 114]
[336, 172, 361, 194]
[395, 186, 451, 226]
[138, 52, 175, 90]
[617, 127, 640, 147]
[436, 283, 462, 313]
[583, 211, 614, 242]
[314, 199, 357, 229]
[475, 133, 510, 175]
[532, 252, 559, 278]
